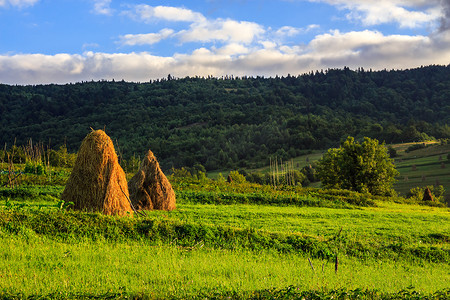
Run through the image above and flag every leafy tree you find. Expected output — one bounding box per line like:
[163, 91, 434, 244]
[24, 161, 46, 175]
[245, 172, 268, 185]
[216, 173, 226, 183]
[169, 167, 192, 178]
[387, 146, 397, 158]
[292, 170, 307, 186]
[48, 145, 76, 167]
[317, 137, 399, 196]
[228, 170, 246, 184]
[123, 154, 141, 174]
[195, 171, 207, 182]
[191, 163, 206, 175]
[301, 165, 318, 185]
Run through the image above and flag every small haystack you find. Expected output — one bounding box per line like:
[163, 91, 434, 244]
[422, 187, 434, 201]
[128, 150, 176, 211]
[61, 130, 133, 216]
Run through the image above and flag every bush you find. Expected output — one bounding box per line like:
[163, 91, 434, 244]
[301, 165, 318, 185]
[387, 146, 397, 158]
[228, 170, 246, 184]
[24, 162, 46, 175]
[405, 143, 427, 153]
[407, 185, 445, 203]
[169, 167, 192, 178]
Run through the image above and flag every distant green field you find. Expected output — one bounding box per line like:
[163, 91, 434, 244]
[251, 151, 325, 174]
[212, 141, 450, 201]
[207, 151, 325, 179]
[391, 142, 450, 198]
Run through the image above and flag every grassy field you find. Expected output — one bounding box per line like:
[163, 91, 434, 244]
[1, 145, 450, 299]
[0, 180, 449, 299]
[391, 142, 450, 198]
[1, 236, 449, 298]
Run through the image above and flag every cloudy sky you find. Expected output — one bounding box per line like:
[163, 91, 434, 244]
[1, 0, 449, 84]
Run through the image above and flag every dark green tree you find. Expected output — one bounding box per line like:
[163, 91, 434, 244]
[387, 146, 397, 158]
[317, 137, 398, 196]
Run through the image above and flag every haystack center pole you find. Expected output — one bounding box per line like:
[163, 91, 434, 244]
[269, 157, 272, 187]
[275, 158, 280, 185]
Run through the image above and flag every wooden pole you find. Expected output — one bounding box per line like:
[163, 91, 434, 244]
[335, 254, 339, 274]
[308, 258, 315, 273]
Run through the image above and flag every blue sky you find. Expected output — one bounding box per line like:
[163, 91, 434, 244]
[0, 0, 449, 84]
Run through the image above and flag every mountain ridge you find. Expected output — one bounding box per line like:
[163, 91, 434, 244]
[1, 65, 449, 171]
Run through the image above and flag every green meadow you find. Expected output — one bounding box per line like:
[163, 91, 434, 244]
[1, 181, 449, 299]
[1, 142, 450, 299]
[1, 236, 449, 299]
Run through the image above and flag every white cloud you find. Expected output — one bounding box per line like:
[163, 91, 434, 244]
[275, 26, 302, 37]
[1, 29, 449, 85]
[0, 53, 86, 84]
[310, 0, 442, 28]
[347, 3, 438, 28]
[213, 43, 250, 56]
[128, 4, 206, 23]
[92, 0, 113, 15]
[123, 5, 264, 45]
[177, 19, 265, 44]
[275, 25, 319, 37]
[0, 52, 176, 84]
[0, 0, 39, 8]
[118, 29, 174, 46]
[260, 41, 277, 49]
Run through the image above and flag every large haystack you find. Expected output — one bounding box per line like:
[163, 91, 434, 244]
[128, 150, 176, 211]
[61, 130, 133, 216]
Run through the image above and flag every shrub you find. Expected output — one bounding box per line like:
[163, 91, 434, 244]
[407, 185, 445, 203]
[228, 170, 246, 184]
[387, 146, 397, 158]
[24, 162, 46, 175]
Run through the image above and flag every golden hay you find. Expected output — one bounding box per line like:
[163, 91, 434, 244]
[128, 150, 176, 211]
[61, 130, 133, 216]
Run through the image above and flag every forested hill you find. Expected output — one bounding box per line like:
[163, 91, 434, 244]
[1, 65, 449, 171]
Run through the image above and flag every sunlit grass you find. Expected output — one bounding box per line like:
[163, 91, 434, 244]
[0, 174, 449, 298]
[146, 203, 450, 249]
[1, 236, 448, 298]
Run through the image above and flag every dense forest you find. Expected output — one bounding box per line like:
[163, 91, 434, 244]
[0, 65, 449, 171]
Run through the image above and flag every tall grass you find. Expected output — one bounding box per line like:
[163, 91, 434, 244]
[0, 236, 449, 298]
[0, 206, 448, 263]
